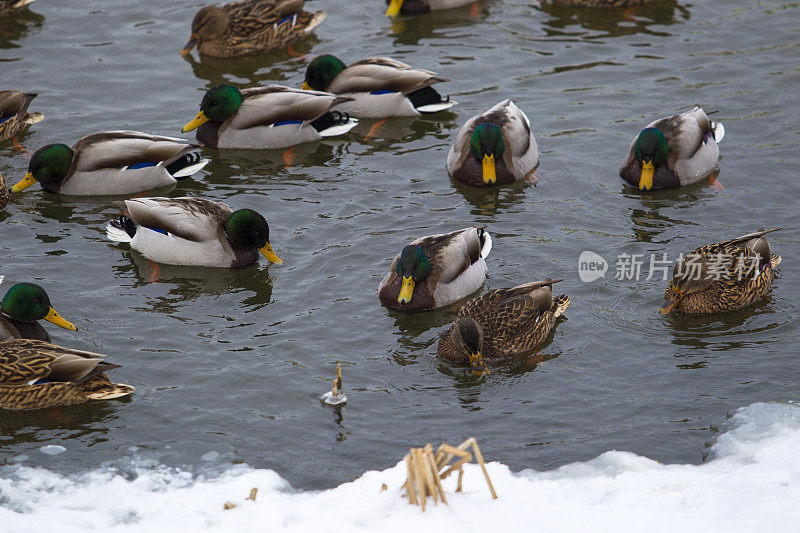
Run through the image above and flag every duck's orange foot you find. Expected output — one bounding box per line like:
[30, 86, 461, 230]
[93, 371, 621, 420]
[470, 2, 480, 18]
[49, 408, 70, 423]
[147, 259, 161, 283]
[282, 147, 296, 168]
[365, 118, 387, 140]
[12, 137, 28, 154]
[622, 6, 639, 22]
[286, 45, 302, 58]
[708, 175, 725, 191]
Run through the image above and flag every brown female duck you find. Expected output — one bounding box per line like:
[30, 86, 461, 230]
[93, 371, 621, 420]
[0, 90, 43, 144]
[0, 339, 134, 410]
[181, 0, 326, 58]
[661, 228, 782, 315]
[437, 279, 570, 369]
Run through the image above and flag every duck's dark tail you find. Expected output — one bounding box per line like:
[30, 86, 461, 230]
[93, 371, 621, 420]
[164, 150, 209, 180]
[311, 111, 358, 137]
[552, 295, 571, 318]
[106, 215, 137, 242]
[408, 86, 457, 114]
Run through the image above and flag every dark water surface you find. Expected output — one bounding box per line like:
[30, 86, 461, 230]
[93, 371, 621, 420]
[1, 1, 798, 489]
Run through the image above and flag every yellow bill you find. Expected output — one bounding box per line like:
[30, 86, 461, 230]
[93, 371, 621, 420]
[397, 275, 414, 304]
[385, 0, 404, 16]
[639, 160, 654, 191]
[44, 306, 78, 331]
[482, 154, 496, 185]
[659, 291, 683, 315]
[182, 110, 209, 133]
[181, 35, 198, 56]
[302, 82, 312, 90]
[11, 172, 37, 193]
[259, 243, 283, 265]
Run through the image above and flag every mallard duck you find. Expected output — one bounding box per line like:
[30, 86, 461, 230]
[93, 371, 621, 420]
[438, 279, 570, 369]
[302, 55, 456, 118]
[446, 100, 538, 187]
[0, 90, 43, 143]
[0, 171, 9, 208]
[106, 197, 283, 268]
[378, 227, 492, 312]
[181, 0, 325, 58]
[0, 0, 37, 16]
[0, 339, 134, 410]
[661, 228, 781, 315]
[182, 84, 358, 149]
[385, 0, 476, 16]
[10, 131, 209, 196]
[620, 106, 725, 191]
[1, 283, 77, 342]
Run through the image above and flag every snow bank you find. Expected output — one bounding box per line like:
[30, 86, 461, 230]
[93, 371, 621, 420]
[1, 402, 799, 532]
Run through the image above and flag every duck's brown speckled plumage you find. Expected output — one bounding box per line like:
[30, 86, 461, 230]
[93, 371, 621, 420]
[0, 339, 134, 410]
[438, 279, 570, 365]
[0, 0, 37, 16]
[663, 229, 782, 315]
[0, 90, 41, 143]
[187, 0, 325, 58]
[0, 171, 9, 209]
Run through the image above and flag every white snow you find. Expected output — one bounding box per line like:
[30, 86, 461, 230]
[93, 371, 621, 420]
[1, 402, 799, 532]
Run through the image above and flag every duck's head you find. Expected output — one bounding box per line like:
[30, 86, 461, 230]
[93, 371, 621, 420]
[181, 6, 229, 55]
[396, 245, 431, 305]
[633, 127, 669, 191]
[660, 255, 714, 315]
[182, 84, 243, 132]
[11, 144, 74, 193]
[303, 55, 347, 91]
[223, 209, 283, 264]
[385, 0, 405, 16]
[1, 282, 78, 331]
[451, 317, 487, 369]
[470, 123, 505, 185]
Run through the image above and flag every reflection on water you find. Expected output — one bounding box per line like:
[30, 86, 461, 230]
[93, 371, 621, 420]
[622, 182, 714, 243]
[387, 3, 490, 46]
[452, 178, 533, 217]
[538, 0, 688, 39]
[0, 8, 43, 50]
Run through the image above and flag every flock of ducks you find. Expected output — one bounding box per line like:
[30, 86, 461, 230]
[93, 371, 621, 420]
[0, 0, 783, 409]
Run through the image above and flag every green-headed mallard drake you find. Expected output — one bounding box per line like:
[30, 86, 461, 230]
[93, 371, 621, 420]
[0, 171, 9, 208]
[378, 227, 492, 312]
[661, 228, 781, 315]
[302, 55, 456, 118]
[106, 196, 283, 268]
[181, 0, 325, 58]
[1, 283, 78, 342]
[182, 84, 358, 149]
[0, 339, 133, 410]
[438, 279, 570, 369]
[447, 99, 538, 187]
[0, 90, 43, 143]
[10, 131, 209, 196]
[0, 0, 37, 16]
[385, 0, 476, 16]
[620, 106, 725, 191]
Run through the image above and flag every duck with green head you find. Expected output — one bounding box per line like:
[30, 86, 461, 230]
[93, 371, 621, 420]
[302, 55, 456, 118]
[620, 106, 724, 190]
[384, 0, 477, 16]
[447, 100, 538, 187]
[438, 279, 571, 370]
[106, 196, 283, 268]
[180, 0, 326, 58]
[10, 131, 208, 196]
[0, 283, 78, 342]
[660, 228, 781, 315]
[0, 90, 43, 144]
[182, 84, 358, 149]
[378, 227, 492, 312]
